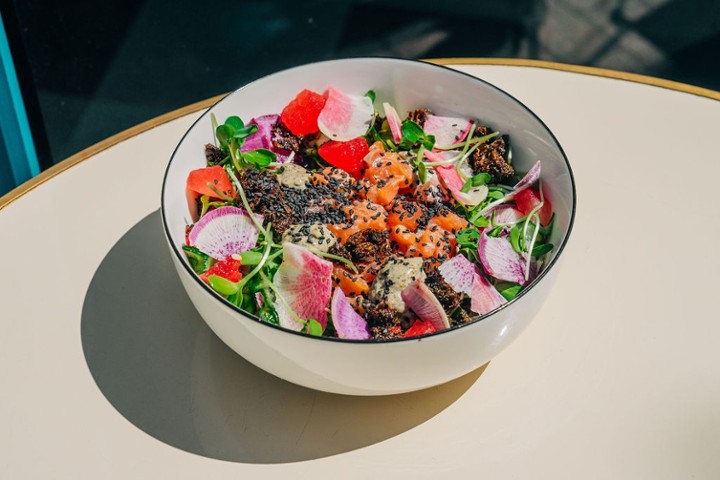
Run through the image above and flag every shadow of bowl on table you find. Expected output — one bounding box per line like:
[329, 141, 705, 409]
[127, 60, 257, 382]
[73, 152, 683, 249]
[81, 210, 486, 464]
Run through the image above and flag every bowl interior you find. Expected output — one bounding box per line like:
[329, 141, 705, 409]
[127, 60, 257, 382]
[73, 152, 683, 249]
[162, 58, 575, 331]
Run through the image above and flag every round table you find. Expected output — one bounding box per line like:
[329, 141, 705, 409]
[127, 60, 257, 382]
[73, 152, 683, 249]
[1, 60, 718, 479]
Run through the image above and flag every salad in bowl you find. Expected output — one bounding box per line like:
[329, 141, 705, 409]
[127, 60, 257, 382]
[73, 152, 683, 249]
[181, 86, 555, 341]
[161, 58, 575, 394]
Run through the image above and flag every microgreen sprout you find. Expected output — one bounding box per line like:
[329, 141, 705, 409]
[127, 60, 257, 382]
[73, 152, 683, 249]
[460, 172, 492, 193]
[226, 167, 265, 234]
[401, 120, 435, 150]
[307, 247, 359, 273]
[243, 148, 276, 168]
[206, 182, 235, 203]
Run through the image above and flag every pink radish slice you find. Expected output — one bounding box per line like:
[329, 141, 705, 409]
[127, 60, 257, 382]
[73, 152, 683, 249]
[470, 273, 507, 315]
[330, 288, 371, 340]
[317, 86, 374, 142]
[188, 206, 262, 260]
[273, 242, 333, 331]
[478, 230, 527, 285]
[435, 164, 487, 206]
[421, 149, 454, 163]
[422, 114, 473, 148]
[438, 254, 480, 297]
[401, 280, 450, 331]
[382, 102, 403, 142]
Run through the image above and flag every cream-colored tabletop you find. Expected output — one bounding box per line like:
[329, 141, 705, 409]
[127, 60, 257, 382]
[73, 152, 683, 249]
[1, 60, 718, 479]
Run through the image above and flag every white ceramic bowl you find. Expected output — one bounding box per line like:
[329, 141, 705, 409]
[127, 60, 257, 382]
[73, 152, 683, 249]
[161, 58, 576, 395]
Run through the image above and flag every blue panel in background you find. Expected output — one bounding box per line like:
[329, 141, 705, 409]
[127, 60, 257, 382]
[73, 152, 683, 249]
[0, 131, 15, 194]
[1, 12, 40, 196]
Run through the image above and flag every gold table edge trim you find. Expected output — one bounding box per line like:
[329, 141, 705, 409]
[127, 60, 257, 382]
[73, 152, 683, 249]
[1, 58, 717, 211]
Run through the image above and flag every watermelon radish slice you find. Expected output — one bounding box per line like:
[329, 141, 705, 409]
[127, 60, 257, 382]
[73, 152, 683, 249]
[317, 86, 374, 142]
[470, 273, 507, 315]
[478, 230, 527, 285]
[438, 254, 506, 315]
[436, 164, 488, 206]
[438, 254, 480, 297]
[188, 206, 262, 260]
[401, 280, 450, 331]
[330, 288, 371, 340]
[423, 114, 473, 148]
[273, 242, 333, 331]
[382, 102, 403, 142]
[491, 205, 525, 226]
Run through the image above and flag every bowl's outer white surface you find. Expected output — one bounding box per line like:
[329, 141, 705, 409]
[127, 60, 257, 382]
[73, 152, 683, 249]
[161, 58, 575, 395]
[171, 249, 561, 395]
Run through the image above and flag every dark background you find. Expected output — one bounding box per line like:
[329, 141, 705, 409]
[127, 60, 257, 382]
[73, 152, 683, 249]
[2, 0, 719, 169]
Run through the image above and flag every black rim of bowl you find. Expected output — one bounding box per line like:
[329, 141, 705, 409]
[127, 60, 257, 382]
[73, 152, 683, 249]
[160, 56, 577, 345]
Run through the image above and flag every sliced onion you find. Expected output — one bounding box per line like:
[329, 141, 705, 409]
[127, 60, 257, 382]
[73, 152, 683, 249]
[188, 206, 262, 260]
[401, 280, 450, 331]
[330, 288, 371, 340]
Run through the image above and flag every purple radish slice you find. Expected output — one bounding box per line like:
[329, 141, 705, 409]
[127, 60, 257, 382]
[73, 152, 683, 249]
[317, 86, 374, 142]
[240, 115, 274, 152]
[479, 160, 543, 214]
[470, 273, 507, 315]
[438, 254, 480, 297]
[188, 206, 262, 260]
[241, 114, 293, 163]
[401, 280, 451, 331]
[436, 164, 488, 206]
[478, 230, 528, 285]
[491, 205, 525, 225]
[382, 102, 403, 142]
[330, 288, 371, 340]
[273, 242, 333, 331]
[438, 254, 506, 315]
[513, 160, 541, 193]
[422, 114, 473, 148]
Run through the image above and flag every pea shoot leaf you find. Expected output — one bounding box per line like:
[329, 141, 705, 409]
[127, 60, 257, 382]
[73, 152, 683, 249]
[243, 148, 276, 168]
